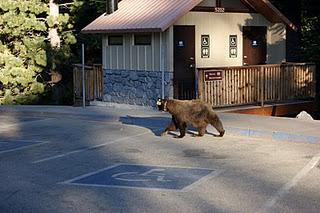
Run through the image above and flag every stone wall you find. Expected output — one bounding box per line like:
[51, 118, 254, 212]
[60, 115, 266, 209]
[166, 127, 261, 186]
[103, 69, 173, 106]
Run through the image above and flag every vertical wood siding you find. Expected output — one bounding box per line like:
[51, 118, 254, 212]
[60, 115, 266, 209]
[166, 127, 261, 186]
[104, 31, 169, 71]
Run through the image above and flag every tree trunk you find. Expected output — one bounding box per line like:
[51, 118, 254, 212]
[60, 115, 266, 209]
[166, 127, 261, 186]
[49, 0, 61, 48]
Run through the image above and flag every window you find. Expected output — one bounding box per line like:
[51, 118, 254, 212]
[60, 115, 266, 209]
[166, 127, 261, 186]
[108, 35, 123, 45]
[134, 34, 152, 45]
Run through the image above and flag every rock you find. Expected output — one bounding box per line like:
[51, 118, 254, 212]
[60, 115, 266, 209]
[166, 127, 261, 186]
[129, 72, 139, 81]
[103, 94, 112, 102]
[296, 111, 314, 121]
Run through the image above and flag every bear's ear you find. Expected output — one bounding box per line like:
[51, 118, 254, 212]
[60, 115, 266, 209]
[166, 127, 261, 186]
[156, 98, 162, 106]
[164, 96, 169, 101]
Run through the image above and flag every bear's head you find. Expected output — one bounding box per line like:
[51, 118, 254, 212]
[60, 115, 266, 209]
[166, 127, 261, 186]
[156, 97, 168, 111]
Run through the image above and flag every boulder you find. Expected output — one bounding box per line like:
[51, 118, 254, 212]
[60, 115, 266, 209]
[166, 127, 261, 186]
[296, 111, 314, 121]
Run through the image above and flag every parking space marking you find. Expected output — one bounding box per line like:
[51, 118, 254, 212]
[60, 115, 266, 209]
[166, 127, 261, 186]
[257, 151, 320, 213]
[32, 129, 160, 164]
[61, 163, 221, 191]
[0, 140, 49, 154]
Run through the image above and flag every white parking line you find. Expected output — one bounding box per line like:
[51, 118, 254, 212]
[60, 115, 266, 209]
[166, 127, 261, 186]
[0, 140, 49, 154]
[181, 169, 223, 192]
[257, 151, 320, 213]
[32, 129, 160, 164]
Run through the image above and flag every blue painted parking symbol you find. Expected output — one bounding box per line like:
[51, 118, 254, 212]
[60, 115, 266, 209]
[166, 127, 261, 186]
[64, 164, 219, 190]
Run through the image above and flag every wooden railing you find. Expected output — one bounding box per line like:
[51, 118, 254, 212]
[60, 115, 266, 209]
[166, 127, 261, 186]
[73, 64, 103, 105]
[197, 63, 316, 107]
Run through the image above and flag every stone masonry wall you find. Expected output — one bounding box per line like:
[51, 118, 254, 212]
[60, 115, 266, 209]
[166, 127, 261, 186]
[103, 69, 173, 106]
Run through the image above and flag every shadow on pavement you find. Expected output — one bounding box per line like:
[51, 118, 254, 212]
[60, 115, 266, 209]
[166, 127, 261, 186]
[119, 115, 220, 138]
[119, 115, 169, 136]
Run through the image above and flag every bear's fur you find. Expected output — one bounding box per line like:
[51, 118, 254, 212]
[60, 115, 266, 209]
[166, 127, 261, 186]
[156, 98, 225, 138]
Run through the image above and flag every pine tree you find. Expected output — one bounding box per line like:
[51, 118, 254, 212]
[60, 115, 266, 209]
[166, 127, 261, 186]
[0, 0, 78, 104]
[0, 0, 47, 104]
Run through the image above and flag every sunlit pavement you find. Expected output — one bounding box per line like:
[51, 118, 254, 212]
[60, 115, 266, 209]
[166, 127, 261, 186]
[0, 105, 320, 213]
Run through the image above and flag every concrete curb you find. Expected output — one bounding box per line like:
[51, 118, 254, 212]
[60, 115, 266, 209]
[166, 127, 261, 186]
[90, 101, 154, 111]
[226, 127, 320, 144]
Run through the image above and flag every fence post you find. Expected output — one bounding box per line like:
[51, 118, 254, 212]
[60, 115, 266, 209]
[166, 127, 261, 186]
[82, 44, 86, 108]
[312, 64, 317, 98]
[197, 69, 204, 101]
[260, 66, 265, 107]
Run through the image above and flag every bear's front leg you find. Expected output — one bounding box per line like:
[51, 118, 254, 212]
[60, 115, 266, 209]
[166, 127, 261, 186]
[160, 117, 177, 136]
[176, 122, 187, 138]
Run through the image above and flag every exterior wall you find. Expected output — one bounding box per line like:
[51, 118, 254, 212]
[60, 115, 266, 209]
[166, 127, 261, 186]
[172, 12, 286, 68]
[102, 30, 174, 106]
[267, 23, 286, 64]
[197, 0, 216, 7]
[222, 0, 247, 8]
[103, 69, 172, 106]
[198, 0, 246, 8]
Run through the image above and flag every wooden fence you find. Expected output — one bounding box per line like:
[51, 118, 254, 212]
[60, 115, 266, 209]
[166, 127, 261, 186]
[197, 63, 316, 107]
[73, 64, 103, 105]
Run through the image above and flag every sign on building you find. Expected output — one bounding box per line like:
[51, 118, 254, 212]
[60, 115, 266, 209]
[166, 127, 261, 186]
[204, 70, 223, 81]
[201, 35, 210, 58]
[229, 35, 237, 58]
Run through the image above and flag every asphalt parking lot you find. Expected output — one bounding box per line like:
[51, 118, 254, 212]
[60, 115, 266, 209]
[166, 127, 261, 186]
[0, 106, 320, 213]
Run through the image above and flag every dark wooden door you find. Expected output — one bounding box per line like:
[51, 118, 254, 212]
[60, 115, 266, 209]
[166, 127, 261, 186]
[243, 26, 267, 65]
[174, 26, 196, 100]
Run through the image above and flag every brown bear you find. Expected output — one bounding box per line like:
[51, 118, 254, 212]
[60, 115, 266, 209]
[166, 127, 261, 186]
[156, 98, 225, 138]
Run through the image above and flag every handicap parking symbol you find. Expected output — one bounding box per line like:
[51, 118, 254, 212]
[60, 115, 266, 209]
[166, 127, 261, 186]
[63, 164, 220, 191]
[112, 168, 172, 183]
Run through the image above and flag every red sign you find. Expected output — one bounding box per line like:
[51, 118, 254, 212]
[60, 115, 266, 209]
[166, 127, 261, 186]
[204, 70, 223, 81]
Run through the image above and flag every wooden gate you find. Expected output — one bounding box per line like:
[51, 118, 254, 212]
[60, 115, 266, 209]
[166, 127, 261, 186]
[198, 63, 316, 107]
[73, 64, 103, 105]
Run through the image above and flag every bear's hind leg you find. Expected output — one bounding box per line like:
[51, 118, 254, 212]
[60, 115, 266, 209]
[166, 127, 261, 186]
[196, 126, 206, 137]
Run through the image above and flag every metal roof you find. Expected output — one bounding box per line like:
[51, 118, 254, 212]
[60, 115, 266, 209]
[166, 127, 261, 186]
[82, 0, 297, 33]
[82, 0, 203, 33]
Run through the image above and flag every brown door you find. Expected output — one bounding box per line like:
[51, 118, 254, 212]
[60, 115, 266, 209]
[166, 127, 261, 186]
[174, 25, 196, 100]
[243, 26, 267, 65]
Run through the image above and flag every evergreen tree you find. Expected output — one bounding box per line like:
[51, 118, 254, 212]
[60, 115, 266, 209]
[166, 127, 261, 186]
[71, 0, 106, 64]
[0, 0, 48, 104]
[0, 0, 78, 104]
[300, 0, 320, 63]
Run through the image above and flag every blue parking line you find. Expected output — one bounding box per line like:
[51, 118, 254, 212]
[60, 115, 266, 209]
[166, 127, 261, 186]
[226, 127, 320, 144]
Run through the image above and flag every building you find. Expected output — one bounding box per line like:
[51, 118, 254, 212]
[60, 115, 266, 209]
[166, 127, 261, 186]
[82, 0, 298, 106]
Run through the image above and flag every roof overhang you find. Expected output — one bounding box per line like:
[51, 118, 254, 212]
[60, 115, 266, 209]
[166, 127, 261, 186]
[82, 0, 297, 34]
[82, 0, 203, 34]
[241, 0, 297, 31]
